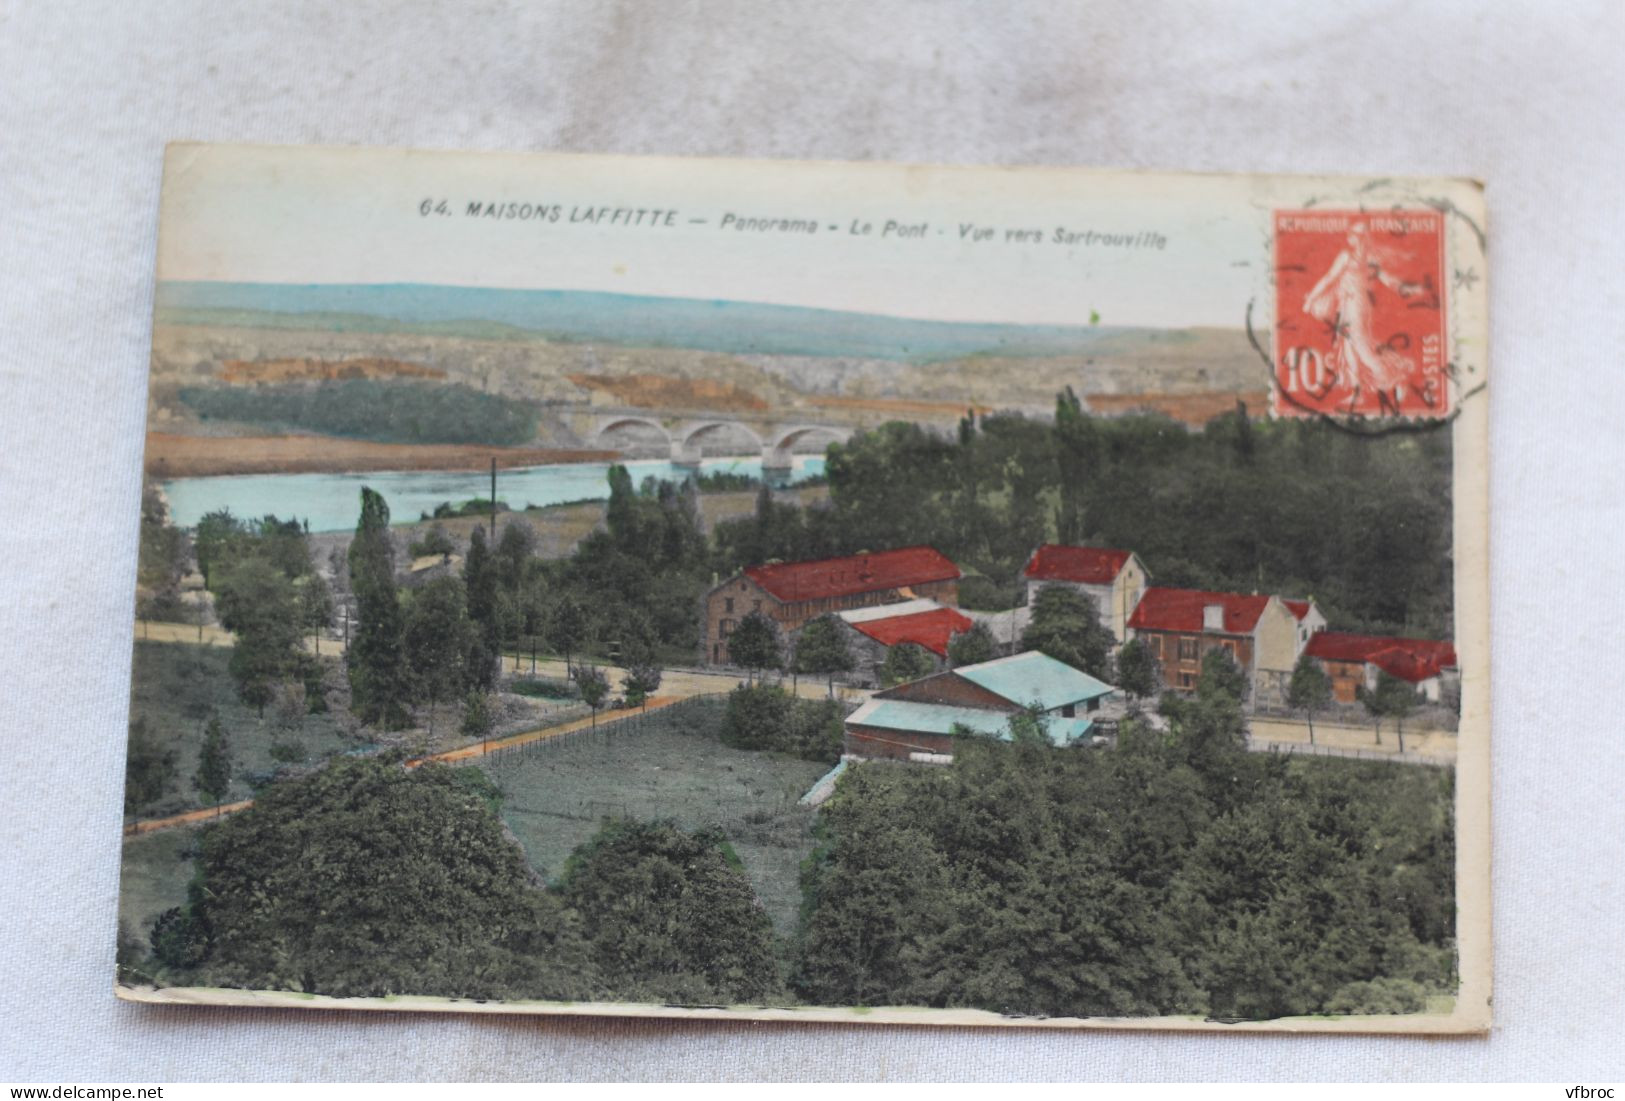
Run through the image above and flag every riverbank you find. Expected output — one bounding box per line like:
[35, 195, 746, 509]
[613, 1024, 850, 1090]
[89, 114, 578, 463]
[144, 432, 617, 478]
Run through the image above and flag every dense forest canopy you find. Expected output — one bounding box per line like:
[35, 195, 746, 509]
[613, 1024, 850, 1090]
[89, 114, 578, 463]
[178, 379, 537, 446]
[793, 669, 1456, 1019]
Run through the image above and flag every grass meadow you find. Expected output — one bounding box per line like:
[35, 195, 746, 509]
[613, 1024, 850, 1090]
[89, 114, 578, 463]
[476, 697, 831, 932]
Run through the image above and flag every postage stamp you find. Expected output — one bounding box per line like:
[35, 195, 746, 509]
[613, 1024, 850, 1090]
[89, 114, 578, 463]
[1274, 209, 1448, 419]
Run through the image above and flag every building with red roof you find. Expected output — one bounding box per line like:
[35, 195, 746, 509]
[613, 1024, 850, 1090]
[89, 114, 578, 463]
[1304, 631, 1458, 703]
[1126, 585, 1326, 701]
[1022, 544, 1148, 642]
[702, 546, 962, 666]
[828, 599, 976, 685]
[842, 602, 974, 658]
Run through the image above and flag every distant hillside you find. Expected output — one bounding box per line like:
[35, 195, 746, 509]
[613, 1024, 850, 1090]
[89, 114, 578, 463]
[219, 356, 445, 384]
[155, 282, 1236, 365]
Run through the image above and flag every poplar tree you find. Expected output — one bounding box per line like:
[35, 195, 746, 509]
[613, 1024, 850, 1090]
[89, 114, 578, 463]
[194, 713, 232, 811]
[463, 525, 500, 689]
[347, 487, 411, 729]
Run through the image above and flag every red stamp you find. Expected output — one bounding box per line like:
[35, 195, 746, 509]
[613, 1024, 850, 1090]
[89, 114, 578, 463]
[1274, 209, 1448, 418]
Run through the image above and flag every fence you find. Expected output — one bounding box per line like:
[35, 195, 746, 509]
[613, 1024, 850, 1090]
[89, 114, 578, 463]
[473, 692, 729, 768]
[1248, 736, 1453, 768]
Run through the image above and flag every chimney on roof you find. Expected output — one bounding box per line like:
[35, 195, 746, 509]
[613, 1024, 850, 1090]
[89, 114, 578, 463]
[1203, 604, 1225, 632]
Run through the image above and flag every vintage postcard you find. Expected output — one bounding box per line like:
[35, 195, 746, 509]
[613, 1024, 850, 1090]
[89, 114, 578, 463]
[118, 144, 1490, 1033]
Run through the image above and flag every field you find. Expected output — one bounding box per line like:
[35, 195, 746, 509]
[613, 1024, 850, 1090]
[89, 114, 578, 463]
[127, 640, 362, 816]
[475, 697, 831, 932]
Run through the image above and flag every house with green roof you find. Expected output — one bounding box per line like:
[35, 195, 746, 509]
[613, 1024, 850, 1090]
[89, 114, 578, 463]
[843, 650, 1117, 762]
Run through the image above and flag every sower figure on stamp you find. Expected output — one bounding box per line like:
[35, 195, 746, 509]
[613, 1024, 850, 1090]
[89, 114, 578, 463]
[1302, 219, 1427, 400]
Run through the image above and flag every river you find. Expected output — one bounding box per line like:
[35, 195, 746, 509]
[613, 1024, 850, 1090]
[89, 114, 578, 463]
[160, 454, 826, 533]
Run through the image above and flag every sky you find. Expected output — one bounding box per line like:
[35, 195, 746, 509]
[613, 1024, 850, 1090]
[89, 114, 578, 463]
[153, 143, 1335, 330]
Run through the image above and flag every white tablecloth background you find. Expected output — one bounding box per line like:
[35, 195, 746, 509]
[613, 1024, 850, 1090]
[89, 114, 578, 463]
[2, 0, 1621, 1081]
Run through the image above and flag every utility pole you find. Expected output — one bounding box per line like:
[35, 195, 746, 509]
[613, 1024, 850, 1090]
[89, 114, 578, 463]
[490, 457, 497, 541]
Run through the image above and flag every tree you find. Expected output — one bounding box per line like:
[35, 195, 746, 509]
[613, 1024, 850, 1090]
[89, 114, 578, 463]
[462, 525, 500, 690]
[124, 716, 176, 817]
[409, 523, 456, 560]
[137, 488, 190, 615]
[1197, 648, 1248, 704]
[252, 515, 315, 580]
[880, 641, 936, 686]
[403, 575, 477, 738]
[461, 690, 494, 744]
[494, 520, 534, 588]
[793, 614, 853, 695]
[622, 660, 663, 711]
[559, 820, 782, 1005]
[493, 521, 537, 667]
[169, 756, 594, 1000]
[1006, 702, 1052, 745]
[1020, 583, 1114, 679]
[1360, 670, 1420, 750]
[297, 572, 334, 653]
[346, 487, 411, 729]
[193, 508, 246, 589]
[213, 555, 305, 714]
[1287, 653, 1333, 744]
[150, 890, 212, 971]
[549, 593, 586, 672]
[727, 611, 781, 681]
[270, 680, 307, 739]
[573, 664, 610, 726]
[194, 713, 232, 812]
[604, 463, 642, 552]
[1115, 637, 1159, 701]
[947, 621, 997, 667]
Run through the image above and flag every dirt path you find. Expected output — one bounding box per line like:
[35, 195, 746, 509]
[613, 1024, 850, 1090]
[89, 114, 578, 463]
[124, 799, 257, 836]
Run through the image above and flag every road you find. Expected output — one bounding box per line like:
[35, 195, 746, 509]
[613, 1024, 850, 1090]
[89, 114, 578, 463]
[136, 618, 346, 656]
[1247, 716, 1456, 765]
[133, 619, 860, 704]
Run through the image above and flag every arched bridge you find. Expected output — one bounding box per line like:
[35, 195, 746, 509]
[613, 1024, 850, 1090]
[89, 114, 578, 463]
[587, 414, 853, 469]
